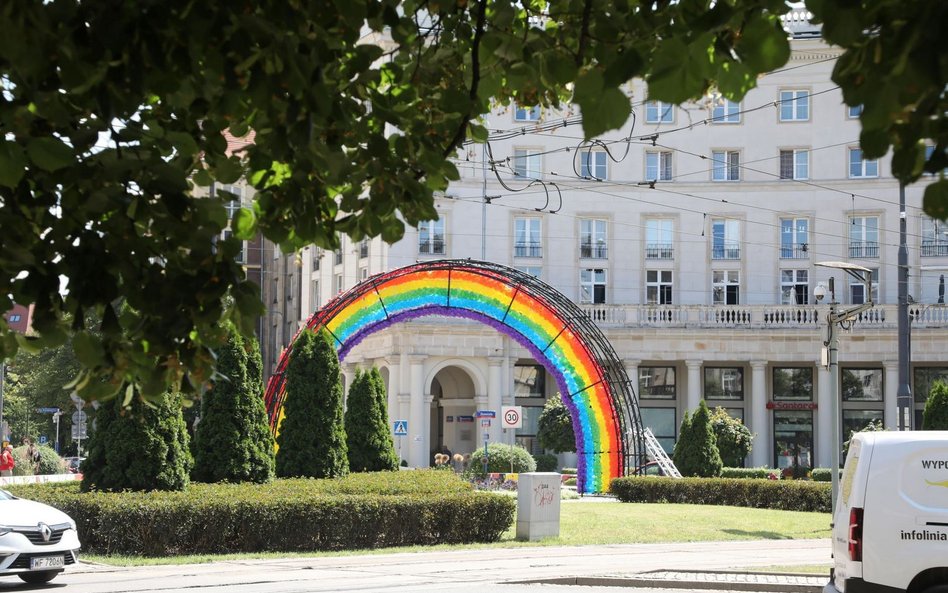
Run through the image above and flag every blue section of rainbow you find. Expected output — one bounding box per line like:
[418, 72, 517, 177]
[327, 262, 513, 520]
[265, 262, 625, 493]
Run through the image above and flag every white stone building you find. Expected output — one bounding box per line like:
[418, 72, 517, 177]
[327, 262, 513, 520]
[273, 28, 947, 472]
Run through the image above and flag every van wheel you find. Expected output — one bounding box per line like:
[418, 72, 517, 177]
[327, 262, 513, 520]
[18, 570, 60, 584]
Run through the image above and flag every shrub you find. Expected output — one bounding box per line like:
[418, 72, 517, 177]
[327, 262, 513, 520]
[469, 443, 536, 476]
[6, 473, 513, 556]
[537, 394, 576, 453]
[810, 468, 839, 482]
[673, 401, 722, 477]
[345, 368, 398, 472]
[720, 467, 778, 479]
[610, 476, 830, 512]
[533, 453, 558, 472]
[276, 329, 348, 479]
[192, 326, 275, 484]
[35, 445, 65, 475]
[560, 467, 577, 475]
[710, 407, 753, 467]
[564, 477, 577, 486]
[10, 447, 33, 476]
[922, 380, 948, 429]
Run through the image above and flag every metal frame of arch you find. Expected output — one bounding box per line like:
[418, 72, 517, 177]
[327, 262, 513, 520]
[264, 259, 646, 493]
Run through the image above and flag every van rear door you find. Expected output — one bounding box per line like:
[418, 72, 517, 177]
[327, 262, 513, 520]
[832, 435, 869, 593]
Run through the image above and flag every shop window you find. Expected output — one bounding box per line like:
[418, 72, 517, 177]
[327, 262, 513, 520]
[914, 367, 948, 404]
[842, 410, 884, 445]
[640, 407, 676, 454]
[705, 367, 744, 400]
[514, 364, 546, 398]
[774, 410, 813, 473]
[842, 368, 883, 402]
[773, 367, 813, 401]
[639, 367, 676, 399]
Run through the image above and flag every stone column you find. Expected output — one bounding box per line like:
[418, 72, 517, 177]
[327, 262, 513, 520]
[685, 360, 702, 412]
[883, 361, 899, 430]
[816, 364, 833, 468]
[750, 360, 769, 468]
[423, 394, 435, 465]
[396, 394, 410, 466]
[624, 359, 641, 396]
[409, 355, 427, 468]
[474, 395, 488, 447]
[488, 357, 504, 443]
[386, 356, 401, 432]
[342, 362, 358, 411]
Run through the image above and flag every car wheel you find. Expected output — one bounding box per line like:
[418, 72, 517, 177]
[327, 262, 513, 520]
[18, 570, 60, 584]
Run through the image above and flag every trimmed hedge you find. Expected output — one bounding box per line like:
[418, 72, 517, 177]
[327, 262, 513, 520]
[533, 453, 558, 472]
[810, 468, 839, 482]
[609, 476, 830, 513]
[6, 471, 514, 556]
[720, 467, 778, 479]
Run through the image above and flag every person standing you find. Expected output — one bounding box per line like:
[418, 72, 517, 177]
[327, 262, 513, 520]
[0, 444, 15, 477]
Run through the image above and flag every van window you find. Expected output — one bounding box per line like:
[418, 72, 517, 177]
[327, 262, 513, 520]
[840, 438, 862, 506]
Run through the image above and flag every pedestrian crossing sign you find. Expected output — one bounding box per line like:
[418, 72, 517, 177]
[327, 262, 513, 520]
[393, 420, 408, 436]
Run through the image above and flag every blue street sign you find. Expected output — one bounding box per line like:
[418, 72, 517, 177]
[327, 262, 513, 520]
[38, 436, 47, 444]
[475, 410, 496, 419]
[36, 407, 60, 414]
[393, 420, 408, 436]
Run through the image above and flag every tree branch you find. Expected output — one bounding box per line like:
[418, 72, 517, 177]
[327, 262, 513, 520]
[442, 0, 487, 157]
[575, 0, 593, 66]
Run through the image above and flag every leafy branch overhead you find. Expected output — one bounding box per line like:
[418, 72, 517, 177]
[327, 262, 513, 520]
[0, 1, 943, 401]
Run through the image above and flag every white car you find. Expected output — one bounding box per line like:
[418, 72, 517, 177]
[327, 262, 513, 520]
[0, 489, 81, 584]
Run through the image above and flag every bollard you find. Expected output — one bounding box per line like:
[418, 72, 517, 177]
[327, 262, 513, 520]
[516, 472, 561, 541]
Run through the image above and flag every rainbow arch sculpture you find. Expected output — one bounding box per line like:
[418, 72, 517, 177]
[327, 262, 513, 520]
[264, 259, 645, 494]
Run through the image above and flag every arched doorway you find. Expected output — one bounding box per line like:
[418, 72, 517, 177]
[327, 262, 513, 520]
[429, 365, 479, 462]
[265, 259, 644, 494]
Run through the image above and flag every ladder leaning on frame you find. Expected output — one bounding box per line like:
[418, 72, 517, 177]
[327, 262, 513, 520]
[631, 426, 682, 478]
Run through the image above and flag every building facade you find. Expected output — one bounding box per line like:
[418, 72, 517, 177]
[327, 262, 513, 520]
[274, 31, 946, 471]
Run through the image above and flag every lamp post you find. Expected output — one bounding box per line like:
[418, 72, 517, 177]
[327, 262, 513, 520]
[815, 261, 874, 511]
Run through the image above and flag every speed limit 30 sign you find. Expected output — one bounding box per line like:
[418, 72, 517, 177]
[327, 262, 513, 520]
[501, 405, 522, 429]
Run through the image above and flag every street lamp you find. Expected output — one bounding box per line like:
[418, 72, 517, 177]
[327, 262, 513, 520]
[815, 261, 874, 511]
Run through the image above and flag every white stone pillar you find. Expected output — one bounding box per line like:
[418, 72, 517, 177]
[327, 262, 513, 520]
[750, 360, 769, 468]
[386, 356, 400, 431]
[423, 394, 435, 466]
[474, 395, 488, 447]
[342, 362, 358, 411]
[624, 359, 641, 396]
[488, 357, 504, 443]
[396, 394, 410, 465]
[883, 361, 899, 430]
[409, 355, 427, 468]
[816, 364, 833, 469]
[685, 360, 702, 412]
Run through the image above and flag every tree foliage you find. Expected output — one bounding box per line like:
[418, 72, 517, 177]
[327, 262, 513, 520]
[922, 381, 948, 430]
[345, 368, 398, 472]
[673, 401, 723, 478]
[709, 407, 753, 467]
[81, 390, 193, 492]
[192, 326, 274, 483]
[537, 394, 576, 453]
[275, 330, 348, 479]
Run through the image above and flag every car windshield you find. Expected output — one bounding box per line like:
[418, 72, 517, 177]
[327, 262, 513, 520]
[0, 490, 15, 501]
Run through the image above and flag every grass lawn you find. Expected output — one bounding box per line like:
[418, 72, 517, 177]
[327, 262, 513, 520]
[86, 501, 830, 566]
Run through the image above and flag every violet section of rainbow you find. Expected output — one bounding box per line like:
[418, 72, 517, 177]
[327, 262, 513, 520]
[321, 267, 621, 494]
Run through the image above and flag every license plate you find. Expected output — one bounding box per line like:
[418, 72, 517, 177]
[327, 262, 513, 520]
[30, 556, 65, 570]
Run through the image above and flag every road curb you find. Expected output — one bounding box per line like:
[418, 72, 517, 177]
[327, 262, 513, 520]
[512, 570, 826, 592]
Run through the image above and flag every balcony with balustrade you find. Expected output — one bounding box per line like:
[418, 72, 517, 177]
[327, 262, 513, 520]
[779, 244, 809, 259]
[514, 242, 543, 258]
[645, 243, 674, 260]
[921, 240, 948, 258]
[711, 241, 741, 260]
[849, 240, 879, 259]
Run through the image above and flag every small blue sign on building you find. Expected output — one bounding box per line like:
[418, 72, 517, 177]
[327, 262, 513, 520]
[393, 420, 408, 436]
[475, 410, 496, 419]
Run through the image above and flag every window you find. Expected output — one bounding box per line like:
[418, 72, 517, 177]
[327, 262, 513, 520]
[925, 145, 947, 176]
[514, 364, 546, 397]
[359, 267, 368, 281]
[779, 90, 809, 121]
[312, 247, 322, 271]
[842, 368, 883, 402]
[515, 266, 542, 278]
[712, 150, 740, 181]
[773, 367, 813, 401]
[645, 101, 674, 123]
[780, 218, 809, 259]
[579, 219, 608, 259]
[774, 410, 813, 472]
[914, 367, 948, 404]
[514, 104, 540, 121]
[311, 280, 320, 310]
[711, 219, 740, 260]
[712, 270, 740, 304]
[645, 151, 673, 181]
[711, 95, 740, 123]
[646, 270, 673, 304]
[849, 216, 879, 258]
[334, 248, 343, 265]
[639, 367, 677, 399]
[580, 150, 607, 179]
[7, 314, 20, 323]
[580, 268, 607, 304]
[645, 218, 674, 259]
[848, 105, 863, 118]
[922, 216, 948, 257]
[334, 273, 344, 295]
[779, 149, 809, 180]
[705, 367, 744, 400]
[513, 148, 542, 178]
[418, 219, 446, 255]
[849, 148, 879, 178]
[358, 239, 369, 259]
[640, 408, 676, 454]
[514, 217, 542, 258]
[850, 268, 879, 304]
[781, 269, 809, 304]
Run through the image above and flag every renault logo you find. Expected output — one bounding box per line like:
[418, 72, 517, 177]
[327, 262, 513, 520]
[38, 523, 51, 543]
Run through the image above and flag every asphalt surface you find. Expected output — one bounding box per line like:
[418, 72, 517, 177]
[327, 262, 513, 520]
[0, 539, 832, 593]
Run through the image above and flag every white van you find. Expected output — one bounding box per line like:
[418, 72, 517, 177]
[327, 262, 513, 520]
[826, 431, 948, 593]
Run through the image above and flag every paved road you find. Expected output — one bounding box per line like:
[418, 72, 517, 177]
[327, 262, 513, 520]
[0, 539, 831, 593]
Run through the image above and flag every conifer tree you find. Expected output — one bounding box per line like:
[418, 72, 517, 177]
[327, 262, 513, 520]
[81, 389, 192, 492]
[672, 400, 723, 477]
[192, 327, 275, 483]
[370, 367, 399, 470]
[276, 329, 348, 478]
[922, 381, 948, 430]
[345, 368, 398, 472]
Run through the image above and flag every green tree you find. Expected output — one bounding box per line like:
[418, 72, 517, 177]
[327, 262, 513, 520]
[922, 381, 948, 430]
[673, 401, 723, 478]
[709, 407, 754, 467]
[345, 368, 398, 472]
[81, 389, 193, 492]
[275, 330, 348, 479]
[537, 395, 576, 453]
[192, 327, 274, 483]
